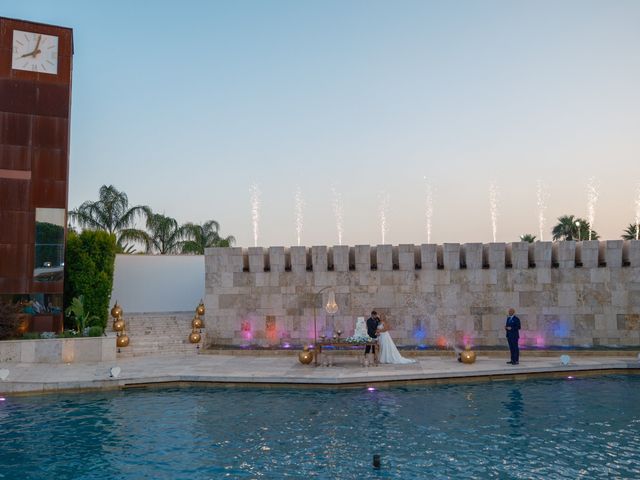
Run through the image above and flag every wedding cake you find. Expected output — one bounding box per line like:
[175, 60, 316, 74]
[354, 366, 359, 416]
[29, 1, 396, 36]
[347, 317, 373, 342]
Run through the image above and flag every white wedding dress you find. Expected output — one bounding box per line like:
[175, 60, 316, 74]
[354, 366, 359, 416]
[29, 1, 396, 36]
[377, 323, 416, 364]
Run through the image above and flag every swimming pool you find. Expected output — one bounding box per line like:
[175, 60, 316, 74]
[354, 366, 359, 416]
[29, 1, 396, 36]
[1, 375, 638, 479]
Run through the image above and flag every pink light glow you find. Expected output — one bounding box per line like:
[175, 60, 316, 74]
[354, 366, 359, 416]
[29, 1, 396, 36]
[462, 334, 472, 348]
[535, 335, 545, 347]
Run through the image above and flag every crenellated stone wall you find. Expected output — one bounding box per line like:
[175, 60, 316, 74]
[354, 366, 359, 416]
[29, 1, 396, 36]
[204, 241, 640, 348]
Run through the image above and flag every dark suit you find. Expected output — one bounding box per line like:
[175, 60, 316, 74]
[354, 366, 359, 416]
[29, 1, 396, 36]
[505, 315, 521, 363]
[365, 316, 379, 354]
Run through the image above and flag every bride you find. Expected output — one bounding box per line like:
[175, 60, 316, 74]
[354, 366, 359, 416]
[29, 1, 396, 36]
[377, 318, 416, 365]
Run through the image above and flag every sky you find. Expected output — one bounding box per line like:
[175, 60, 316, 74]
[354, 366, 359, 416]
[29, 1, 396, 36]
[5, 0, 640, 247]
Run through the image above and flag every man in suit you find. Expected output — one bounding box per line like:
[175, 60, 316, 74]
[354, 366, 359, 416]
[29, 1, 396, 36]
[505, 308, 521, 365]
[365, 310, 380, 359]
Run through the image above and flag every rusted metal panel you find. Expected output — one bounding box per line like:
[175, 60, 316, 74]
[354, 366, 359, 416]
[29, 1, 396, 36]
[0, 145, 30, 170]
[0, 17, 72, 296]
[32, 148, 66, 181]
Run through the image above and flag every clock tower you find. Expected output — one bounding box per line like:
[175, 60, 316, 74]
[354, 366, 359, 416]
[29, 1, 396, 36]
[0, 17, 73, 332]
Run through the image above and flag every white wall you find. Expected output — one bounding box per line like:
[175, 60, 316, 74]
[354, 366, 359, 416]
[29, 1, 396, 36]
[111, 254, 204, 313]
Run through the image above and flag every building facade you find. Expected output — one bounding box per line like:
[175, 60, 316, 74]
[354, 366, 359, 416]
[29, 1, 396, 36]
[0, 17, 73, 331]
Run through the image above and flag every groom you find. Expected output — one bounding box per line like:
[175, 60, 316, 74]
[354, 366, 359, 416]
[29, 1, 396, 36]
[365, 310, 380, 360]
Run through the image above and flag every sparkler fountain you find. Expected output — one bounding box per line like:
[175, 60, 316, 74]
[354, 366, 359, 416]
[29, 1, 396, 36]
[489, 182, 499, 242]
[536, 180, 549, 241]
[250, 183, 261, 247]
[294, 186, 304, 246]
[331, 186, 344, 246]
[586, 177, 599, 241]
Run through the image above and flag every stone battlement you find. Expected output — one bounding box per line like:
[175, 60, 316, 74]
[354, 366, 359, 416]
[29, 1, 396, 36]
[206, 240, 640, 272]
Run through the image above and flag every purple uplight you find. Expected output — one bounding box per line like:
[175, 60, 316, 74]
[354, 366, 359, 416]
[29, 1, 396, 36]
[567, 376, 574, 380]
[367, 387, 376, 392]
[0, 397, 5, 401]
[282, 342, 291, 349]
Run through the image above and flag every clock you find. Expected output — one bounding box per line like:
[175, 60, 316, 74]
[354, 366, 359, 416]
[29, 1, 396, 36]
[12, 29, 59, 75]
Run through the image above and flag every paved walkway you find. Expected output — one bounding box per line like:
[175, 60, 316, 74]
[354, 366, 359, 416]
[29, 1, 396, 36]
[1, 352, 638, 395]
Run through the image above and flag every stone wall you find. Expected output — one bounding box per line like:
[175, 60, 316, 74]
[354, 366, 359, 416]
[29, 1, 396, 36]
[0, 336, 116, 363]
[204, 241, 640, 348]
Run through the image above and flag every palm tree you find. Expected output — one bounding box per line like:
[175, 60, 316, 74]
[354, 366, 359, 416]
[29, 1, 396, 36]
[519, 234, 536, 243]
[144, 212, 185, 254]
[622, 223, 639, 240]
[552, 215, 598, 241]
[69, 185, 150, 251]
[181, 220, 236, 254]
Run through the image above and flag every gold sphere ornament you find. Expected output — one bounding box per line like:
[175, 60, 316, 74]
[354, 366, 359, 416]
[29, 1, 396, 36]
[112, 319, 125, 332]
[116, 334, 130, 348]
[110, 302, 122, 319]
[460, 348, 476, 364]
[298, 350, 314, 365]
[196, 301, 205, 316]
[189, 332, 202, 344]
[192, 317, 203, 329]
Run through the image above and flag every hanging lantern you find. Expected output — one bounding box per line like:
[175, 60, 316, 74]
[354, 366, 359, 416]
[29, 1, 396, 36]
[110, 302, 122, 319]
[325, 290, 338, 314]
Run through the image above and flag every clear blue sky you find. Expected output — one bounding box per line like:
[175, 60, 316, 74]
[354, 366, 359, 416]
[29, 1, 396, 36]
[6, 1, 640, 246]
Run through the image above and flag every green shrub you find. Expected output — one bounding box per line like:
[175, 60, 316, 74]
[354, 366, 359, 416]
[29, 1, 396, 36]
[22, 332, 41, 340]
[64, 230, 117, 331]
[57, 330, 78, 338]
[86, 326, 104, 337]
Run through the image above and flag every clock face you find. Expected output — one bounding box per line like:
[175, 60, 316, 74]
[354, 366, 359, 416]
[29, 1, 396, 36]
[11, 30, 59, 75]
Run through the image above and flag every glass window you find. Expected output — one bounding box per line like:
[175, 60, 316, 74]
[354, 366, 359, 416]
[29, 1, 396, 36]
[33, 208, 65, 282]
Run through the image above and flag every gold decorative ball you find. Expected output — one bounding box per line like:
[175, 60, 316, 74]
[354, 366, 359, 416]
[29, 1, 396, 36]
[192, 317, 203, 329]
[110, 303, 122, 319]
[116, 334, 130, 348]
[189, 332, 202, 344]
[461, 349, 476, 364]
[298, 350, 314, 365]
[113, 320, 125, 332]
[196, 301, 205, 316]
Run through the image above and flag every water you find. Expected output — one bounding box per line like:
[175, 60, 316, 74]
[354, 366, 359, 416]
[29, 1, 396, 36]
[250, 183, 261, 247]
[1, 375, 639, 479]
[489, 182, 499, 242]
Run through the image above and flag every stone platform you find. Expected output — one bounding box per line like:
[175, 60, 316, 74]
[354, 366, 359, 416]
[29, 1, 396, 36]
[0, 352, 638, 395]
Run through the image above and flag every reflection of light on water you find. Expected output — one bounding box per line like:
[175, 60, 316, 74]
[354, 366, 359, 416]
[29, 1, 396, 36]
[331, 186, 344, 245]
[379, 191, 390, 244]
[294, 186, 304, 246]
[586, 177, 599, 241]
[536, 180, 549, 241]
[489, 182, 499, 242]
[250, 183, 261, 247]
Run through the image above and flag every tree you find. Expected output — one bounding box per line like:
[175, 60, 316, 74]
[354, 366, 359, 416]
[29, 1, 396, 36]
[64, 230, 117, 330]
[69, 185, 151, 252]
[181, 220, 236, 254]
[520, 234, 536, 243]
[144, 212, 185, 254]
[552, 215, 598, 241]
[622, 223, 639, 240]
[65, 295, 101, 334]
